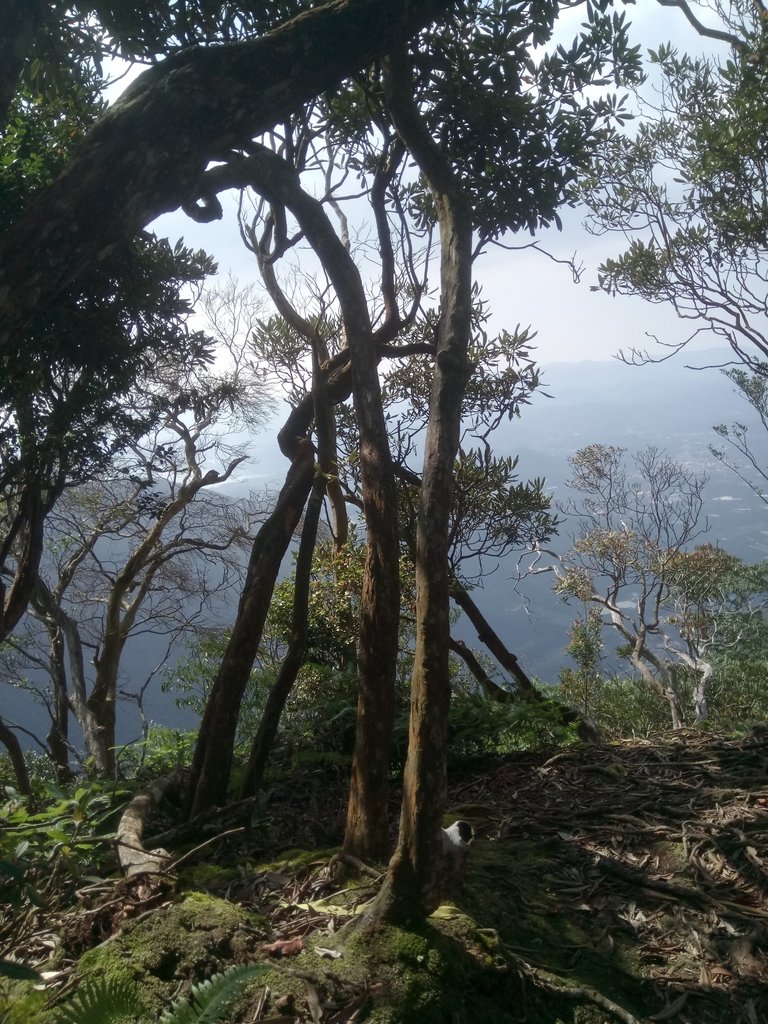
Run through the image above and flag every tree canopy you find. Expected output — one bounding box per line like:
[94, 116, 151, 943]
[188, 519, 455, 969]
[581, 1, 768, 369]
[1, 0, 730, 936]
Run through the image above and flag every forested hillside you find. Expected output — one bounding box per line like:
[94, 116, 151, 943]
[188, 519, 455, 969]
[2, 1, 768, 1022]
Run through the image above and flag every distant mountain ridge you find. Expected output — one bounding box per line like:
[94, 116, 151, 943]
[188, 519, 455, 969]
[6, 350, 767, 745]
[460, 349, 768, 684]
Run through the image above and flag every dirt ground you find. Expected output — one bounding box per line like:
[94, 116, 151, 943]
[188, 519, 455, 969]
[4, 730, 768, 1023]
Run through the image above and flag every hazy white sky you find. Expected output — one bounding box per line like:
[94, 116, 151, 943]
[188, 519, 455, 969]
[141, 1, 732, 365]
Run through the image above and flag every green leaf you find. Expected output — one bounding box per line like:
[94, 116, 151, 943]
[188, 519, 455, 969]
[51, 979, 137, 1024]
[157, 964, 268, 1024]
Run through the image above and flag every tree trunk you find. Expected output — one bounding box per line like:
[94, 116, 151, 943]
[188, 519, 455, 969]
[630, 652, 687, 730]
[448, 636, 512, 702]
[664, 688, 687, 730]
[32, 578, 111, 774]
[0, 483, 53, 643]
[451, 580, 601, 741]
[0, 716, 32, 796]
[240, 474, 325, 797]
[692, 662, 711, 724]
[45, 621, 72, 781]
[370, 50, 473, 922]
[185, 442, 314, 817]
[116, 771, 183, 877]
[0, 0, 452, 356]
[450, 580, 539, 695]
[217, 142, 402, 859]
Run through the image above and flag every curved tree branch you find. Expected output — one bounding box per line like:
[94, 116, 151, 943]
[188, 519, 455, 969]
[655, 0, 746, 50]
[0, 0, 453, 354]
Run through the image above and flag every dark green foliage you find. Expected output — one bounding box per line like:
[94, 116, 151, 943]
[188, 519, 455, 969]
[447, 691, 576, 759]
[50, 978, 137, 1024]
[0, 958, 42, 981]
[557, 608, 605, 721]
[0, 775, 131, 923]
[708, 657, 768, 728]
[321, 0, 641, 244]
[79, 2, 309, 59]
[114, 726, 198, 778]
[557, 653, 768, 738]
[407, 0, 642, 239]
[156, 964, 268, 1024]
[554, 674, 673, 738]
[1, 40, 217, 505]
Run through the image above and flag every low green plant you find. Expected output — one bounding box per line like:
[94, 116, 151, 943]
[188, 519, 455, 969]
[49, 964, 268, 1024]
[0, 958, 42, 981]
[447, 691, 576, 760]
[708, 657, 768, 729]
[0, 776, 131, 939]
[114, 726, 197, 778]
[157, 964, 267, 1024]
[554, 673, 675, 738]
[50, 979, 136, 1024]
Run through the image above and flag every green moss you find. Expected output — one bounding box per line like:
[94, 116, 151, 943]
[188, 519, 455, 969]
[36, 893, 268, 1023]
[250, 847, 340, 874]
[177, 863, 242, 891]
[0, 983, 47, 1024]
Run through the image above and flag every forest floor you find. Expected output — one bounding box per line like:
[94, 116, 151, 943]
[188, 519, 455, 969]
[4, 729, 768, 1023]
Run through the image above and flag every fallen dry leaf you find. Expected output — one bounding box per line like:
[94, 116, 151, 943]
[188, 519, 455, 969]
[261, 936, 304, 957]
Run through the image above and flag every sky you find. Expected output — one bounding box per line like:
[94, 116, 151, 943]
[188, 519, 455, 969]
[107, 1, 736, 367]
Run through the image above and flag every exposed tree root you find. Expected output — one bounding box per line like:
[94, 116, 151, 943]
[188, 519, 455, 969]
[519, 962, 645, 1024]
[116, 770, 184, 876]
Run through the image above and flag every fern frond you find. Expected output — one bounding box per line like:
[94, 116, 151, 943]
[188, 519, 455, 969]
[158, 963, 268, 1024]
[52, 978, 137, 1024]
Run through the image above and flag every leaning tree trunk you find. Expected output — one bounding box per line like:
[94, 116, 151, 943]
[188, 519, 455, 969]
[370, 50, 473, 923]
[217, 143, 402, 859]
[185, 441, 314, 817]
[451, 580, 601, 742]
[240, 352, 332, 798]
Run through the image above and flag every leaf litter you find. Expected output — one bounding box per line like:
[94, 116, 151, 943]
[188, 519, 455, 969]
[3, 729, 767, 1022]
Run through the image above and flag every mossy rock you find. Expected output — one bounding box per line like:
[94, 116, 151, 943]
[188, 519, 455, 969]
[37, 892, 268, 1023]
